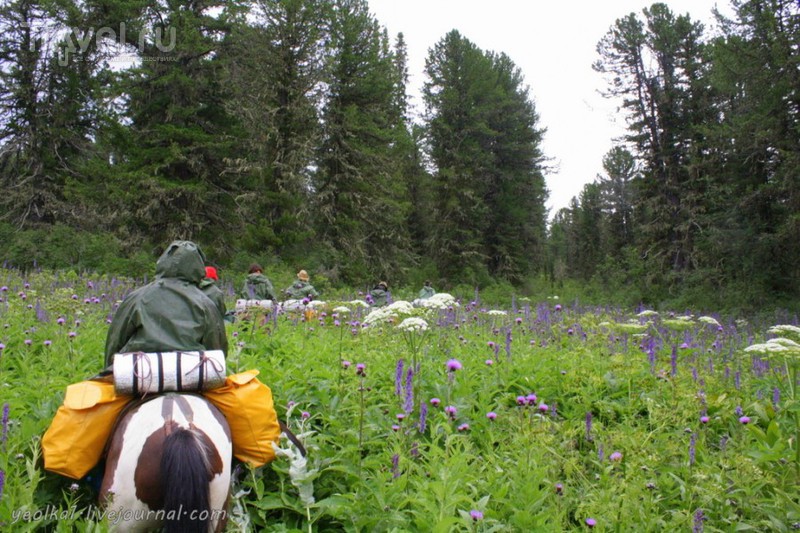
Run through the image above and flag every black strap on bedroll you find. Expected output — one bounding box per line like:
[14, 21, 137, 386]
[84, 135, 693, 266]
[198, 351, 205, 391]
[132, 353, 138, 396]
[157, 352, 164, 393]
[176, 351, 183, 391]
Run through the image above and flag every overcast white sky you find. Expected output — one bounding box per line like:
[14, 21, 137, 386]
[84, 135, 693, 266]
[366, 0, 730, 216]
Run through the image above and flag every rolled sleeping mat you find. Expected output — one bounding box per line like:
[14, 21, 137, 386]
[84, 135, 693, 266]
[113, 350, 226, 396]
[234, 299, 274, 313]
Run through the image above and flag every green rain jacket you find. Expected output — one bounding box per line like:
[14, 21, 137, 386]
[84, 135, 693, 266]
[418, 285, 435, 299]
[104, 241, 229, 367]
[240, 272, 277, 301]
[284, 280, 319, 300]
[369, 288, 389, 307]
[199, 278, 227, 317]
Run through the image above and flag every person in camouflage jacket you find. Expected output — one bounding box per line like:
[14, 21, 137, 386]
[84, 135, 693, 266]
[240, 263, 278, 301]
[284, 270, 320, 300]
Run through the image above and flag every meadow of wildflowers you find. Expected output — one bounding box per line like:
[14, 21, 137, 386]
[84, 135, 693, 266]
[0, 268, 799, 531]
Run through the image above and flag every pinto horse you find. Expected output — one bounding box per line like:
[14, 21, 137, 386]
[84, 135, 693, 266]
[100, 393, 232, 532]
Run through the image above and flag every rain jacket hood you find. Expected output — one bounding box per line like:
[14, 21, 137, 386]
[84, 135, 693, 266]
[104, 240, 227, 367]
[155, 240, 206, 283]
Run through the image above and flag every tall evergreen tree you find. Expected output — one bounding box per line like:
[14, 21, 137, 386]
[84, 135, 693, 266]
[594, 3, 711, 285]
[223, 0, 330, 254]
[103, 0, 245, 255]
[0, 0, 109, 228]
[704, 0, 800, 299]
[423, 30, 547, 283]
[313, 0, 413, 282]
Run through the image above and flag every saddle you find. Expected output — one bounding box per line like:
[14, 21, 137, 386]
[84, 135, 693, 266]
[42, 369, 282, 479]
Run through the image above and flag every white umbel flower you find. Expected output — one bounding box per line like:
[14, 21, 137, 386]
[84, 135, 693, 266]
[698, 316, 721, 327]
[397, 317, 428, 332]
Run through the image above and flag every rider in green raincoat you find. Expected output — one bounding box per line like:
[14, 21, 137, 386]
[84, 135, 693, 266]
[240, 264, 278, 301]
[104, 241, 229, 368]
[284, 270, 319, 300]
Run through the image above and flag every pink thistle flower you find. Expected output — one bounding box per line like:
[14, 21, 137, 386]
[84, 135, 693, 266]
[446, 359, 462, 372]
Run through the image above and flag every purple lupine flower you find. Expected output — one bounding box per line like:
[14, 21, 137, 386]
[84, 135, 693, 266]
[671, 346, 678, 376]
[598, 444, 604, 462]
[773, 387, 781, 407]
[735, 371, 741, 390]
[720, 435, 729, 451]
[689, 433, 697, 466]
[404, 368, 414, 414]
[505, 328, 512, 360]
[418, 402, 428, 433]
[0, 469, 5, 503]
[486, 411, 497, 420]
[735, 405, 743, 416]
[585, 412, 593, 441]
[692, 509, 705, 533]
[391, 454, 400, 478]
[1, 403, 9, 449]
[410, 441, 419, 457]
[395, 359, 405, 396]
[469, 510, 483, 521]
[446, 359, 462, 372]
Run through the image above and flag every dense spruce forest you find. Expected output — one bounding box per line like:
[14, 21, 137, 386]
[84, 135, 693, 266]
[0, 0, 797, 311]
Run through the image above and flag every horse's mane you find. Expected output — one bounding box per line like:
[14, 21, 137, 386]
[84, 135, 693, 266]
[161, 428, 212, 533]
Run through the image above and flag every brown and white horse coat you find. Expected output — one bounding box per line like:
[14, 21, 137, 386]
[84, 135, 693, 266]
[100, 394, 232, 532]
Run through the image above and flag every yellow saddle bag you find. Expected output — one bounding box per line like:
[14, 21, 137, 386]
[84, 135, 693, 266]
[203, 370, 281, 467]
[42, 380, 131, 479]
